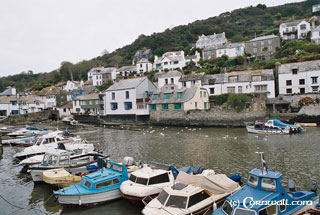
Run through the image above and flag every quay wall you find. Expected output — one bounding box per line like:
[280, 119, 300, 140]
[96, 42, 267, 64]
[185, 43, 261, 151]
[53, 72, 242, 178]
[2, 110, 59, 125]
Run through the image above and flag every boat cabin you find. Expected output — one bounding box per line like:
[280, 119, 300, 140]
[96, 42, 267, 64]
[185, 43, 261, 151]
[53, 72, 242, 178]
[128, 167, 174, 186]
[213, 169, 317, 215]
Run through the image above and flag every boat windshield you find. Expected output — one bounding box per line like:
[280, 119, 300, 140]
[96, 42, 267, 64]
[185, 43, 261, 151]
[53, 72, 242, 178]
[136, 177, 148, 185]
[157, 190, 169, 205]
[43, 154, 58, 165]
[129, 174, 136, 182]
[222, 201, 233, 215]
[35, 138, 43, 146]
[247, 175, 258, 187]
[261, 178, 276, 190]
[165, 195, 188, 209]
[234, 208, 256, 215]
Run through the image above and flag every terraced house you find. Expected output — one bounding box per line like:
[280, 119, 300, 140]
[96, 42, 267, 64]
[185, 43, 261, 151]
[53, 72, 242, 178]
[72, 93, 102, 115]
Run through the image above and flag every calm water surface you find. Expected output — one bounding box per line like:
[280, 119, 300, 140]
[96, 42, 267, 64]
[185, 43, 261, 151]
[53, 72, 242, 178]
[0, 124, 319, 215]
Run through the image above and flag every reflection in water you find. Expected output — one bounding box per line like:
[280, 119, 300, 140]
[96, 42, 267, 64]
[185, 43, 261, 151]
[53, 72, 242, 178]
[0, 125, 319, 215]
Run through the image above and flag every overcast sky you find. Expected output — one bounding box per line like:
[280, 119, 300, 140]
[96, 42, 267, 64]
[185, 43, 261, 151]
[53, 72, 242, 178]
[0, 0, 302, 77]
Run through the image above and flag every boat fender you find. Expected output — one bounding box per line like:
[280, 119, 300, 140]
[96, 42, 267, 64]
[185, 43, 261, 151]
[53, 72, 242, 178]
[213, 202, 217, 211]
[230, 174, 242, 183]
[79, 199, 82, 205]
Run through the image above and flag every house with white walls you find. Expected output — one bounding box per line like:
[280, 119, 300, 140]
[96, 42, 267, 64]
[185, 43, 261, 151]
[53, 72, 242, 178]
[311, 25, 320, 44]
[64, 80, 84, 91]
[158, 71, 183, 89]
[153, 51, 186, 71]
[87, 67, 117, 86]
[279, 20, 311, 40]
[57, 102, 73, 118]
[0, 96, 19, 116]
[201, 69, 275, 98]
[72, 93, 101, 115]
[104, 77, 157, 118]
[185, 51, 201, 66]
[136, 58, 153, 74]
[278, 60, 320, 95]
[116, 66, 137, 78]
[203, 43, 245, 60]
[179, 73, 206, 88]
[19, 95, 45, 114]
[149, 84, 209, 112]
[196, 32, 228, 49]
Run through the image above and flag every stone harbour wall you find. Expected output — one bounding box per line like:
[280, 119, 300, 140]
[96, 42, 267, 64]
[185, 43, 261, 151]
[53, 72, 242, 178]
[2, 110, 59, 125]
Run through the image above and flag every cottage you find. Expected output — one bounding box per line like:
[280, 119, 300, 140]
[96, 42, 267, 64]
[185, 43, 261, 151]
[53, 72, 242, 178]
[116, 66, 137, 78]
[196, 32, 227, 49]
[158, 71, 183, 89]
[19, 95, 45, 114]
[132, 48, 153, 64]
[203, 43, 245, 60]
[64, 80, 84, 91]
[104, 77, 157, 119]
[72, 93, 102, 115]
[311, 25, 320, 44]
[87, 67, 117, 86]
[202, 69, 275, 98]
[33, 87, 60, 109]
[278, 60, 320, 95]
[136, 58, 153, 74]
[153, 51, 186, 71]
[149, 84, 209, 112]
[279, 20, 311, 40]
[0, 96, 19, 116]
[179, 73, 205, 88]
[245, 35, 280, 59]
[185, 51, 201, 66]
[57, 102, 73, 118]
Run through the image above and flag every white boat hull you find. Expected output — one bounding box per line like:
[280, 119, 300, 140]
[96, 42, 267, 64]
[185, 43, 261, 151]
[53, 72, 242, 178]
[246, 126, 290, 135]
[56, 189, 122, 205]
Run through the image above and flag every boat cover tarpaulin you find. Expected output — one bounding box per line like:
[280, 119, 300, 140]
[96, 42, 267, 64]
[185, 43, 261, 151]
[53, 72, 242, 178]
[176, 171, 240, 194]
[273, 120, 298, 128]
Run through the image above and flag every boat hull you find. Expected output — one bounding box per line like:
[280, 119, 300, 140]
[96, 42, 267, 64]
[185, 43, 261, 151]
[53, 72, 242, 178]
[121, 193, 158, 206]
[56, 189, 122, 206]
[246, 126, 290, 135]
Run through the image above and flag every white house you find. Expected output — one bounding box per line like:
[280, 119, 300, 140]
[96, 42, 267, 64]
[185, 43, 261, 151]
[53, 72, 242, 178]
[57, 102, 73, 118]
[136, 58, 153, 74]
[201, 70, 275, 98]
[185, 51, 201, 66]
[88, 67, 117, 86]
[153, 51, 186, 71]
[0, 96, 19, 116]
[158, 71, 183, 89]
[104, 77, 157, 117]
[279, 20, 311, 40]
[116, 66, 137, 78]
[311, 25, 320, 44]
[196, 32, 228, 49]
[278, 60, 320, 95]
[20, 95, 45, 114]
[203, 43, 245, 60]
[64, 80, 84, 91]
[179, 73, 206, 88]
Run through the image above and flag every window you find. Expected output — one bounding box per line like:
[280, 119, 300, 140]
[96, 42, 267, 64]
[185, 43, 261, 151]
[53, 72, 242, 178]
[222, 201, 233, 215]
[129, 174, 137, 182]
[195, 102, 198, 109]
[153, 94, 158, 100]
[204, 92, 207, 97]
[234, 208, 256, 215]
[261, 178, 276, 190]
[238, 86, 243, 93]
[173, 61, 179, 64]
[247, 175, 258, 187]
[161, 104, 168, 110]
[253, 48, 257, 53]
[112, 92, 115, 100]
[158, 191, 169, 205]
[286, 88, 292, 94]
[286, 80, 292, 86]
[227, 87, 236, 94]
[164, 62, 168, 65]
[312, 86, 319, 92]
[268, 46, 273, 51]
[229, 76, 238, 83]
[174, 103, 182, 110]
[299, 79, 305, 85]
[204, 102, 207, 109]
[300, 88, 305, 94]
[111, 103, 118, 110]
[113, 178, 120, 185]
[84, 180, 92, 189]
[259, 205, 277, 215]
[177, 92, 183, 99]
[165, 195, 188, 209]
[254, 85, 267, 92]
[164, 93, 171, 99]
[183, 82, 186, 87]
[292, 69, 298, 75]
[188, 191, 210, 208]
[200, 91, 202, 97]
[125, 91, 129, 99]
[136, 177, 148, 185]
[210, 88, 215, 94]
[124, 102, 132, 110]
[150, 104, 157, 111]
[312, 77, 318, 84]
[148, 173, 170, 185]
[300, 24, 306, 30]
[252, 75, 262, 82]
[96, 180, 113, 189]
[165, 79, 168, 84]
[171, 78, 174, 83]
[280, 204, 286, 212]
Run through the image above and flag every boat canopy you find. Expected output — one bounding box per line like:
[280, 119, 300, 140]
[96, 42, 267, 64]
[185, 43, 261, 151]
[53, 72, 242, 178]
[176, 171, 239, 194]
[273, 120, 297, 128]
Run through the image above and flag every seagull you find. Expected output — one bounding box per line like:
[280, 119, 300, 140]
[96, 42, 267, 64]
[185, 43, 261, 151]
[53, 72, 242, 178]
[160, 132, 165, 136]
[143, 133, 146, 135]
[204, 135, 208, 138]
[177, 132, 180, 134]
[150, 130, 155, 134]
[263, 138, 268, 141]
[234, 137, 237, 140]
[223, 136, 227, 139]
[255, 136, 259, 139]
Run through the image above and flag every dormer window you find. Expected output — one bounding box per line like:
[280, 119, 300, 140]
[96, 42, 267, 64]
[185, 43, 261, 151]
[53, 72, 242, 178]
[229, 76, 238, 83]
[252, 75, 262, 82]
[292, 69, 298, 75]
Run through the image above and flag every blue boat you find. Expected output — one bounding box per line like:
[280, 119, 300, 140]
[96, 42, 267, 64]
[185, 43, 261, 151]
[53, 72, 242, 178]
[212, 154, 317, 215]
[54, 161, 128, 206]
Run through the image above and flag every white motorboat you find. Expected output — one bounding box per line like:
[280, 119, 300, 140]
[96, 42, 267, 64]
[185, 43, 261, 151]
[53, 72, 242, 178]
[142, 170, 241, 215]
[29, 151, 109, 182]
[13, 131, 94, 161]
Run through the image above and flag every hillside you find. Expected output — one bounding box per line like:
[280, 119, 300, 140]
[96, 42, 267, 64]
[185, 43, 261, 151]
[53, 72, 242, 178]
[1, 0, 320, 92]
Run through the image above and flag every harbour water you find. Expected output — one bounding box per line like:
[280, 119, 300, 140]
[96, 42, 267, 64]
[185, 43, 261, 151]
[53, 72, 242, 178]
[0, 124, 319, 215]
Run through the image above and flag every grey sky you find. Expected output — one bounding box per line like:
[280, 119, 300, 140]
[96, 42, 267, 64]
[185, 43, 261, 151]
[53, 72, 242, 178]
[0, 0, 302, 77]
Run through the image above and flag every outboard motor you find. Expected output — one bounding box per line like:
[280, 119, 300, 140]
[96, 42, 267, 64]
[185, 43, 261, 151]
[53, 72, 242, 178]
[58, 143, 66, 150]
[193, 165, 204, 175]
[311, 181, 318, 194]
[288, 179, 296, 192]
[122, 157, 134, 166]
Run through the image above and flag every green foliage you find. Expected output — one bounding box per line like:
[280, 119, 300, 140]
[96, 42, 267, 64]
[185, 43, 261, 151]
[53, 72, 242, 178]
[227, 93, 253, 112]
[96, 80, 113, 91]
[210, 94, 229, 106]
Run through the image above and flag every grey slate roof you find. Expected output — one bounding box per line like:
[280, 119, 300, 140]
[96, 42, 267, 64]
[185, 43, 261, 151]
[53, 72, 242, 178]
[75, 93, 99, 101]
[106, 77, 147, 92]
[249, 35, 279, 42]
[116, 66, 137, 73]
[0, 87, 15, 96]
[89, 67, 117, 75]
[278, 60, 320, 74]
[179, 73, 205, 82]
[159, 71, 182, 78]
[149, 87, 197, 104]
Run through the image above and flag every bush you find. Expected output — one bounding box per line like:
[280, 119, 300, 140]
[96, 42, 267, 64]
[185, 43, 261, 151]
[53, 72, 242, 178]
[298, 97, 318, 106]
[227, 93, 253, 112]
[210, 94, 229, 106]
